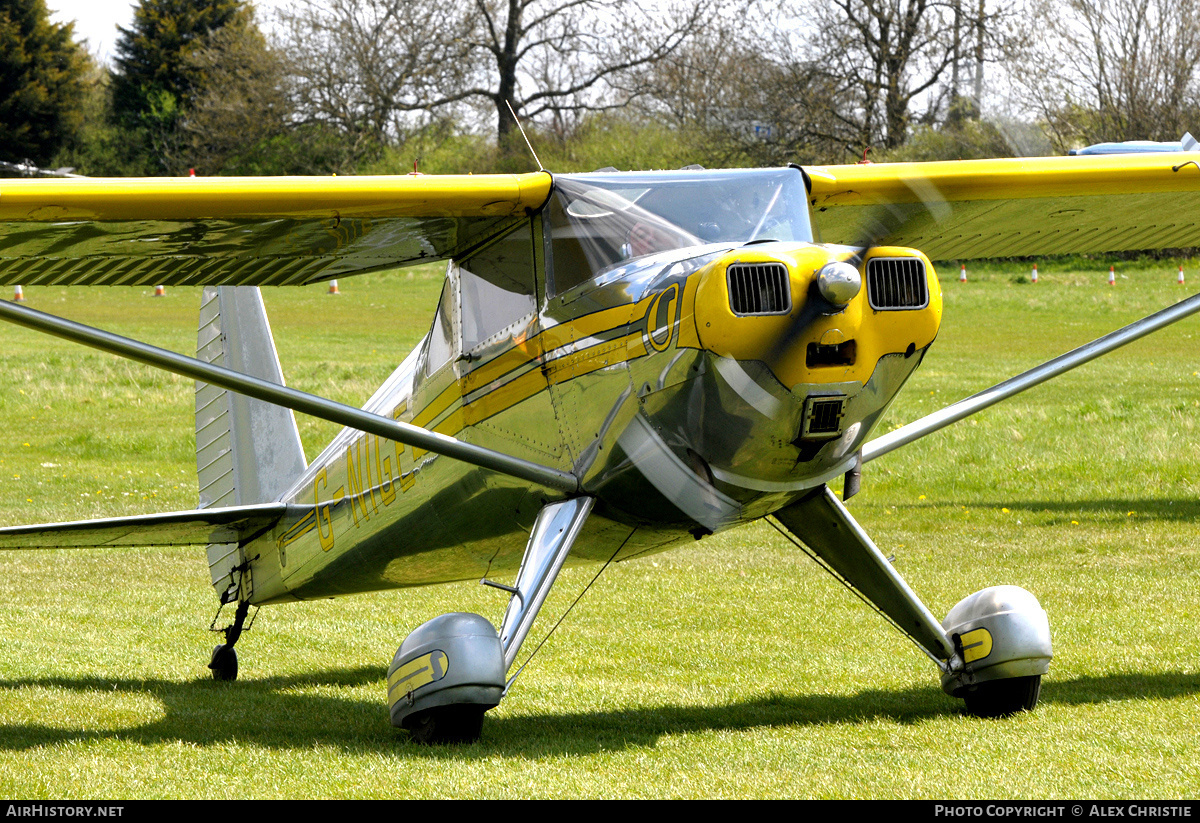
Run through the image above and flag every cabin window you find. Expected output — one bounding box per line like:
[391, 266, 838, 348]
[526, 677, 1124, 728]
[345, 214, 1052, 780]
[423, 277, 455, 376]
[457, 221, 537, 352]
[546, 168, 814, 295]
[545, 190, 610, 295]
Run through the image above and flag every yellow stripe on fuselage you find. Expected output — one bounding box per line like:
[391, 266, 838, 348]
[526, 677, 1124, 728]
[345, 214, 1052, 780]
[403, 288, 667, 454]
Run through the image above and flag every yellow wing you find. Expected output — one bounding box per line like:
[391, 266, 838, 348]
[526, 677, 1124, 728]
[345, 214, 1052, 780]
[0, 173, 552, 286]
[807, 154, 1200, 260]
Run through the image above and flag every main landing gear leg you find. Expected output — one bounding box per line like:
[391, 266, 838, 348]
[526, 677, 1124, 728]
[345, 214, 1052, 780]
[773, 486, 1052, 717]
[208, 599, 250, 682]
[388, 496, 595, 744]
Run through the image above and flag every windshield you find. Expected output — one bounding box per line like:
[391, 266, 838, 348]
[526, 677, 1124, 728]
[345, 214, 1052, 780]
[547, 167, 813, 293]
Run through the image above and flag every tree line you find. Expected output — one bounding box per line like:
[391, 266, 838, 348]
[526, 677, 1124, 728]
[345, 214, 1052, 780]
[4, 0, 1200, 177]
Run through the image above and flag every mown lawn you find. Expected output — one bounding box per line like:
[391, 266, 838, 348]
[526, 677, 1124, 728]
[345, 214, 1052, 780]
[0, 258, 1196, 798]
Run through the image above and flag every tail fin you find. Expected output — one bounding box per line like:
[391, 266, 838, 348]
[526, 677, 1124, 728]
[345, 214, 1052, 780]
[196, 287, 306, 600]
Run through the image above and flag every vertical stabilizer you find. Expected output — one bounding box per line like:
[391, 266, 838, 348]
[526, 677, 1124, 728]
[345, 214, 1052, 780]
[196, 287, 306, 600]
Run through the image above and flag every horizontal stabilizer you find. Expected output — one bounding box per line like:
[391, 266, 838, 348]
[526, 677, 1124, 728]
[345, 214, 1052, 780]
[0, 503, 286, 550]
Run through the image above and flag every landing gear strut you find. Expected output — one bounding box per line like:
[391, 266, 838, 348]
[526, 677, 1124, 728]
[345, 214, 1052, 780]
[388, 497, 596, 744]
[209, 600, 250, 682]
[773, 488, 1053, 719]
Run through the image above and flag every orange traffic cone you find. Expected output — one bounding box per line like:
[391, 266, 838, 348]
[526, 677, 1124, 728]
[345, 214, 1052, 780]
[1031, 263, 1038, 284]
[1179, 264, 1186, 285]
[959, 264, 967, 283]
[13, 285, 25, 302]
[327, 279, 340, 295]
[1108, 266, 1116, 286]
[154, 284, 166, 297]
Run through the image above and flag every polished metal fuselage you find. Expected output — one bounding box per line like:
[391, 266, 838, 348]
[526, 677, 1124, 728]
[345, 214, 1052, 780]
[244, 191, 942, 606]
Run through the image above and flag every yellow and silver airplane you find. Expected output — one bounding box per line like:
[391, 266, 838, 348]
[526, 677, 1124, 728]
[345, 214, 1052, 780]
[1, 154, 1199, 743]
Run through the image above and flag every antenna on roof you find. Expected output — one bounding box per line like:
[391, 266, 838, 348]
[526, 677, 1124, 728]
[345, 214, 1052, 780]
[505, 99, 544, 172]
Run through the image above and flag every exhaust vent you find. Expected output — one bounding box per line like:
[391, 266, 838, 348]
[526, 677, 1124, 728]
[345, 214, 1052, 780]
[801, 395, 846, 439]
[727, 263, 791, 315]
[867, 257, 928, 310]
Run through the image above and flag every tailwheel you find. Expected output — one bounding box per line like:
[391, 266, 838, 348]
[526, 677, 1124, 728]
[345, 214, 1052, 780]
[963, 674, 1042, 718]
[208, 599, 250, 682]
[208, 644, 238, 681]
[402, 705, 487, 745]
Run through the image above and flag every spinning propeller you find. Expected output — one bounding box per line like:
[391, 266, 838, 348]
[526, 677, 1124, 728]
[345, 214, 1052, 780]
[765, 166, 951, 368]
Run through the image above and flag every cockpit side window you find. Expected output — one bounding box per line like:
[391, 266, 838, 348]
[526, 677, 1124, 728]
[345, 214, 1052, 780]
[422, 276, 455, 378]
[457, 220, 537, 352]
[545, 190, 598, 295]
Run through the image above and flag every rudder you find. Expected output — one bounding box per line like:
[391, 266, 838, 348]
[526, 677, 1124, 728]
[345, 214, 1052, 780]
[196, 286, 306, 600]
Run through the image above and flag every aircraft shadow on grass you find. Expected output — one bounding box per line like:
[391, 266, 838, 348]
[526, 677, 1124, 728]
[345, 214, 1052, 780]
[0, 669, 1196, 755]
[884, 497, 1200, 525]
[994, 498, 1200, 524]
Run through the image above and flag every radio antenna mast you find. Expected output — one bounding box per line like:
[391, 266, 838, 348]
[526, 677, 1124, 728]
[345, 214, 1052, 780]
[505, 99, 543, 171]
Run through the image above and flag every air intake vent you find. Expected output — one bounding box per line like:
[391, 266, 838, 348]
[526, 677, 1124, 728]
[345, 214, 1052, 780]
[867, 257, 928, 310]
[727, 263, 791, 315]
[801, 395, 845, 439]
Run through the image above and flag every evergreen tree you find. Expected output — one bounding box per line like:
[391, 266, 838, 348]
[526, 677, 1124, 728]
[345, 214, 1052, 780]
[111, 0, 251, 133]
[0, 0, 88, 167]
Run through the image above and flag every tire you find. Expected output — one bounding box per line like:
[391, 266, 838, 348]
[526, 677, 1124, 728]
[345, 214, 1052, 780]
[403, 705, 486, 744]
[963, 674, 1042, 718]
[208, 644, 238, 682]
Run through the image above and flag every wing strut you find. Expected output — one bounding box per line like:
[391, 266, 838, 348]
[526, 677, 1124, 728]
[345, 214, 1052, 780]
[773, 486, 958, 666]
[0, 301, 580, 494]
[862, 290, 1200, 462]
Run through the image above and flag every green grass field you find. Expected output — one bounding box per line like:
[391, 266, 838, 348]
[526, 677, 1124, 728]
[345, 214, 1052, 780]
[0, 258, 1196, 798]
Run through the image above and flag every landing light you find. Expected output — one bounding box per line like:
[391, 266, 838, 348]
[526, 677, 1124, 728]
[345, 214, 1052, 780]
[817, 261, 861, 306]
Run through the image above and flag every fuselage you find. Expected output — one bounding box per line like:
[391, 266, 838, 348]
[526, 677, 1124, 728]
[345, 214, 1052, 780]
[244, 168, 942, 604]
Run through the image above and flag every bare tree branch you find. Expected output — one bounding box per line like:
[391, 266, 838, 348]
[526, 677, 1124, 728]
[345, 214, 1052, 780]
[275, 0, 724, 146]
[1014, 0, 1200, 149]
